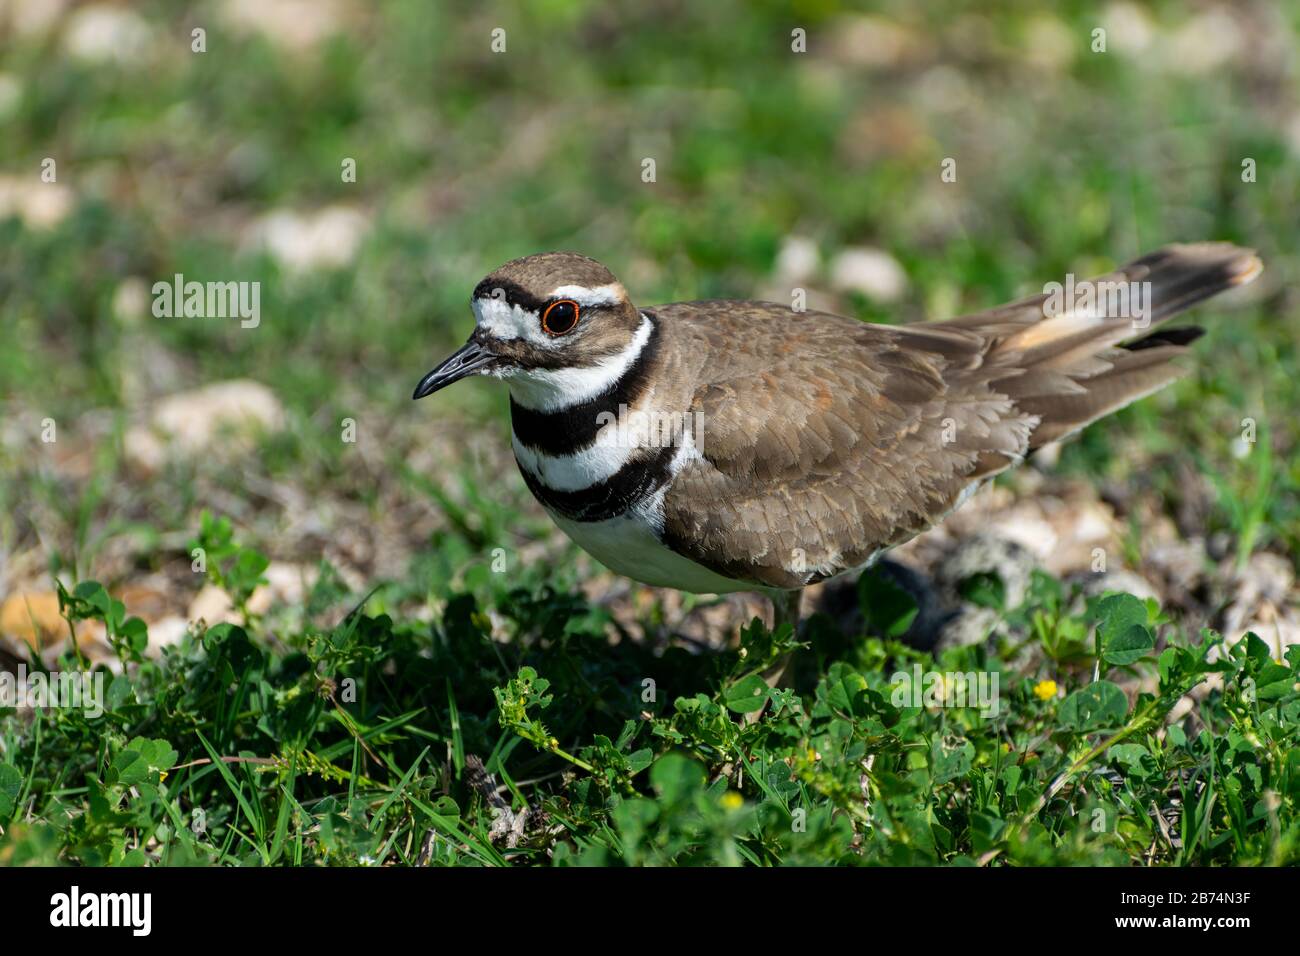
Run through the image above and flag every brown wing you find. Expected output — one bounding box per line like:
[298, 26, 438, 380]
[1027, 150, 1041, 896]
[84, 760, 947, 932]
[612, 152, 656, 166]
[657, 243, 1261, 589]
[657, 303, 1032, 588]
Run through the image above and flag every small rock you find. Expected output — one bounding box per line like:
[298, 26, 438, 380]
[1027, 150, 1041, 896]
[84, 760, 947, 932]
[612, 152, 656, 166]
[1220, 552, 1295, 644]
[827, 16, 928, 70]
[0, 175, 75, 230]
[1067, 568, 1161, 604]
[1228, 604, 1300, 659]
[1178, 599, 1300, 722]
[245, 205, 369, 273]
[1145, 537, 1209, 594]
[112, 277, 151, 326]
[0, 590, 109, 667]
[5, 0, 71, 36]
[187, 583, 238, 626]
[0, 591, 65, 649]
[148, 616, 191, 651]
[828, 247, 908, 302]
[935, 605, 1000, 650]
[988, 509, 1059, 562]
[220, 0, 351, 52]
[186, 562, 318, 623]
[1233, 551, 1292, 604]
[1206, 532, 1233, 563]
[1023, 16, 1076, 72]
[1165, 10, 1241, 75]
[248, 562, 318, 616]
[1103, 2, 1155, 55]
[936, 533, 1037, 611]
[773, 236, 820, 285]
[124, 379, 285, 472]
[63, 4, 154, 64]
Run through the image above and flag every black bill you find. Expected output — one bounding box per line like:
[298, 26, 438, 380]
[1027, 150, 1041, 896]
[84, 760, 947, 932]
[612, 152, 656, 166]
[412, 339, 499, 399]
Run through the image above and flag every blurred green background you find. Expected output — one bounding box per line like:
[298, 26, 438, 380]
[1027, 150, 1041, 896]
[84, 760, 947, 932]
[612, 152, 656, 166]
[0, 0, 1296, 606]
[1, 0, 1299, 872]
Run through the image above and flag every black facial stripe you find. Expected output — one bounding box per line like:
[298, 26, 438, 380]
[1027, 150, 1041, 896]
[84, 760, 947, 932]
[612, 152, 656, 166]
[508, 317, 660, 456]
[518, 445, 678, 522]
[492, 338, 574, 372]
[471, 279, 549, 315]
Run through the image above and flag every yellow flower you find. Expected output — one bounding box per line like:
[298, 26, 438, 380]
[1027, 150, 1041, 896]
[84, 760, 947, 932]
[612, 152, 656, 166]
[720, 791, 743, 810]
[1033, 679, 1058, 701]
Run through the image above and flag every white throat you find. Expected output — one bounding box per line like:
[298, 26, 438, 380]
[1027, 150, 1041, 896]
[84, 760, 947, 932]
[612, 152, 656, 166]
[505, 313, 654, 412]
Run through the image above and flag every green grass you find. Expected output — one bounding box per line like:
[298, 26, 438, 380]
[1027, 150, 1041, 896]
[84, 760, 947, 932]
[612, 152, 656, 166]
[2, 528, 1298, 866]
[1, 1, 1298, 866]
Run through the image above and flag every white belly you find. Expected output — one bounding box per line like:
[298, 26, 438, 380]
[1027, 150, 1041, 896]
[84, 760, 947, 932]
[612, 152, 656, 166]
[551, 506, 753, 594]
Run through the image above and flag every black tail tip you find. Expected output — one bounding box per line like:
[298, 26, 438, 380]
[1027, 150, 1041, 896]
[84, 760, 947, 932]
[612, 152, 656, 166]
[1125, 326, 1206, 351]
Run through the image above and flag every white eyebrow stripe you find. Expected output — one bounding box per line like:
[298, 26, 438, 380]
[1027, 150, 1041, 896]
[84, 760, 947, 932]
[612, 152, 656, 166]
[547, 283, 625, 307]
[473, 300, 527, 345]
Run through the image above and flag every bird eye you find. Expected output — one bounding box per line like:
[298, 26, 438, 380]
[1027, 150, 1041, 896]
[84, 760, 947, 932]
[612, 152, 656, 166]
[541, 299, 580, 336]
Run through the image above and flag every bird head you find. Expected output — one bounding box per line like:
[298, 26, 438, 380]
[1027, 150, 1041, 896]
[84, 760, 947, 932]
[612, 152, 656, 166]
[413, 252, 645, 406]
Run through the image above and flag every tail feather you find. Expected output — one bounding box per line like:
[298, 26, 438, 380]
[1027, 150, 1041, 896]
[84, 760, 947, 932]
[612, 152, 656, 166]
[942, 242, 1262, 449]
[1016, 346, 1191, 445]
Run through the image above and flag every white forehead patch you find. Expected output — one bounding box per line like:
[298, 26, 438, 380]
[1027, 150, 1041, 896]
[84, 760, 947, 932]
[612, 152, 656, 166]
[471, 295, 553, 348]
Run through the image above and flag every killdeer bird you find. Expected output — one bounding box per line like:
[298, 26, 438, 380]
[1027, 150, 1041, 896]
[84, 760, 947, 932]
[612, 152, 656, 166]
[414, 244, 1261, 647]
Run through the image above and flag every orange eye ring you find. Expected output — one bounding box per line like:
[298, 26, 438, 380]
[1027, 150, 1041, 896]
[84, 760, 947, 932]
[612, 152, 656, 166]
[541, 299, 580, 336]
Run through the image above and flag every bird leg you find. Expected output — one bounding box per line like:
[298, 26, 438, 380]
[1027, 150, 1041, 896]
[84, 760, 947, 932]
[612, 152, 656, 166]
[771, 588, 802, 638]
[762, 588, 802, 688]
[736, 590, 802, 733]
